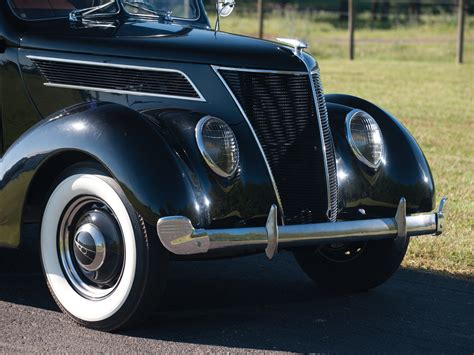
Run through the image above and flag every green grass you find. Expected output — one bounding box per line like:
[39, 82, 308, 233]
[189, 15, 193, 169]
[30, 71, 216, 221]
[215, 13, 474, 278]
[212, 11, 474, 62]
[320, 60, 474, 279]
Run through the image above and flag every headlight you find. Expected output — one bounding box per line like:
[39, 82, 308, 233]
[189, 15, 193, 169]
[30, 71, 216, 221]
[196, 116, 240, 177]
[346, 110, 384, 169]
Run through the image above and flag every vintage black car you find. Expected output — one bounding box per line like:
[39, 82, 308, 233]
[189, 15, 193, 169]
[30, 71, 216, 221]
[0, 0, 446, 331]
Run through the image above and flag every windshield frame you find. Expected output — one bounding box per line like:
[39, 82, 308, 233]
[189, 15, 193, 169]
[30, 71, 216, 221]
[121, 0, 201, 22]
[7, 0, 202, 23]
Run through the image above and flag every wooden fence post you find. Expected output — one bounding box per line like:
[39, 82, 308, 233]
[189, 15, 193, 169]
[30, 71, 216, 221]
[456, 0, 465, 64]
[257, 0, 264, 39]
[349, 0, 355, 60]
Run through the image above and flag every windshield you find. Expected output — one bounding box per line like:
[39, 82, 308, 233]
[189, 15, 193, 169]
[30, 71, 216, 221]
[8, 0, 199, 21]
[121, 0, 199, 20]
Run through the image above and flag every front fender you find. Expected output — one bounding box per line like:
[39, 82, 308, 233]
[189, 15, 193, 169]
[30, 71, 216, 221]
[0, 102, 276, 248]
[0, 102, 195, 247]
[326, 94, 435, 217]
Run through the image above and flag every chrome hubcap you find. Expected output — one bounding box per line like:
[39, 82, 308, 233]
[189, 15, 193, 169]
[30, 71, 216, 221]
[73, 223, 106, 272]
[59, 197, 124, 299]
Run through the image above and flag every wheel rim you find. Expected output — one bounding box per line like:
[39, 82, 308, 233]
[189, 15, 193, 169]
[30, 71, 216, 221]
[58, 196, 125, 300]
[318, 242, 367, 263]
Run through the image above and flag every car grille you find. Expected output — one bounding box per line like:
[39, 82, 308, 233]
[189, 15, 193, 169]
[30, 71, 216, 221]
[218, 68, 338, 224]
[30, 57, 202, 100]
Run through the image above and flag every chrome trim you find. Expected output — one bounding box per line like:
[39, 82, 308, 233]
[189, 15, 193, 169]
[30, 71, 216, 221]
[276, 38, 309, 57]
[27, 55, 206, 102]
[69, 1, 119, 23]
[265, 205, 279, 260]
[7, 0, 120, 22]
[58, 196, 122, 299]
[307, 69, 333, 220]
[395, 197, 407, 239]
[41, 83, 204, 101]
[121, 0, 202, 22]
[157, 216, 210, 255]
[436, 196, 448, 235]
[212, 65, 285, 222]
[157, 197, 447, 259]
[8, 0, 201, 23]
[213, 66, 308, 75]
[195, 116, 240, 178]
[345, 109, 385, 169]
[74, 223, 107, 272]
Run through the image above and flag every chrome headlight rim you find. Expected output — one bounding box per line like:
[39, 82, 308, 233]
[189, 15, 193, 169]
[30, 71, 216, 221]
[195, 116, 240, 178]
[345, 109, 385, 169]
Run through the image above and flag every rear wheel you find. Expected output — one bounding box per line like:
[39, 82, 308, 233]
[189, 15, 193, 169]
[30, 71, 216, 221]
[41, 165, 168, 331]
[293, 236, 409, 293]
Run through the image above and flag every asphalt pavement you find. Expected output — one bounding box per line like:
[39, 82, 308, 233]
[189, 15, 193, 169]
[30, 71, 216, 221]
[0, 249, 473, 353]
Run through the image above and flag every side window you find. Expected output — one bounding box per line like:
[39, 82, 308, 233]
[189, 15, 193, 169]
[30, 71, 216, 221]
[8, 0, 117, 20]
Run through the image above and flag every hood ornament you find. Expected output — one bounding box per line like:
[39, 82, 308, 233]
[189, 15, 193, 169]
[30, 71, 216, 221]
[276, 38, 309, 57]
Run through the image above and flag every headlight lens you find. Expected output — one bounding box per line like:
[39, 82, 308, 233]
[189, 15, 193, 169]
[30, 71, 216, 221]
[346, 110, 384, 169]
[196, 116, 240, 177]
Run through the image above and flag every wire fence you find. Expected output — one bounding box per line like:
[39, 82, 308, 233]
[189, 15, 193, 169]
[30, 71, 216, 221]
[210, 0, 473, 13]
[206, 0, 471, 63]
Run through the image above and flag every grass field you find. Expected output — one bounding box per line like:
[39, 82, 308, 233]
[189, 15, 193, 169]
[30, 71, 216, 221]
[212, 11, 474, 62]
[321, 60, 473, 279]
[215, 12, 474, 278]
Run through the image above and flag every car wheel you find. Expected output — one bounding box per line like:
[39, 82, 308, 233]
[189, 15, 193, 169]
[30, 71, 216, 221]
[40, 165, 169, 331]
[293, 236, 409, 293]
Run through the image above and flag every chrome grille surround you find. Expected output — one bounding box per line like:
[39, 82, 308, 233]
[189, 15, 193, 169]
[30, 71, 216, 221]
[214, 65, 338, 225]
[28, 55, 205, 102]
[311, 70, 338, 222]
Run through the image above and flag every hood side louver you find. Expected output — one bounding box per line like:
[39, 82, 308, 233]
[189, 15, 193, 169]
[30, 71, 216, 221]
[29, 56, 204, 101]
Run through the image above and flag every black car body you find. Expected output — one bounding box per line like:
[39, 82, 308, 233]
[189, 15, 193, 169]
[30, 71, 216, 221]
[0, 0, 446, 330]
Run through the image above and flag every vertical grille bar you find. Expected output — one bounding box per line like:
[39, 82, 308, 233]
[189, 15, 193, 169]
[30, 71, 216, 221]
[312, 70, 338, 222]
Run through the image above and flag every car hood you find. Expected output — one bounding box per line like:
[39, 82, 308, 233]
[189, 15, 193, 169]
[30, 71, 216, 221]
[19, 19, 311, 71]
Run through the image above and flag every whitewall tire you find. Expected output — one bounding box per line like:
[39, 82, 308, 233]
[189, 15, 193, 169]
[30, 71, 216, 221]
[40, 165, 168, 330]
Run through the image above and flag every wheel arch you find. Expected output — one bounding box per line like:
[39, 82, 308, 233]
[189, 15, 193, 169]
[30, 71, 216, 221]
[22, 150, 100, 224]
[0, 102, 198, 249]
[20, 150, 112, 250]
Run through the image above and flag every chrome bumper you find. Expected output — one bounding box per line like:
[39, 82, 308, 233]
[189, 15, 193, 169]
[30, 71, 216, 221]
[157, 197, 447, 260]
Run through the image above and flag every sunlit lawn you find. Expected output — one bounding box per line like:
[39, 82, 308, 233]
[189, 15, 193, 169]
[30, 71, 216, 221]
[321, 60, 473, 279]
[215, 12, 474, 278]
[212, 10, 474, 62]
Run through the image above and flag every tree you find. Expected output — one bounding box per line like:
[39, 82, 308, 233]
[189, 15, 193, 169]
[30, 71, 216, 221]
[340, 0, 348, 21]
[371, 0, 391, 21]
[408, 1, 421, 21]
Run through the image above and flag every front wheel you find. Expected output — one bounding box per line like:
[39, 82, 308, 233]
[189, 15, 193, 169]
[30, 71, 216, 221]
[41, 166, 169, 331]
[293, 236, 410, 293]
